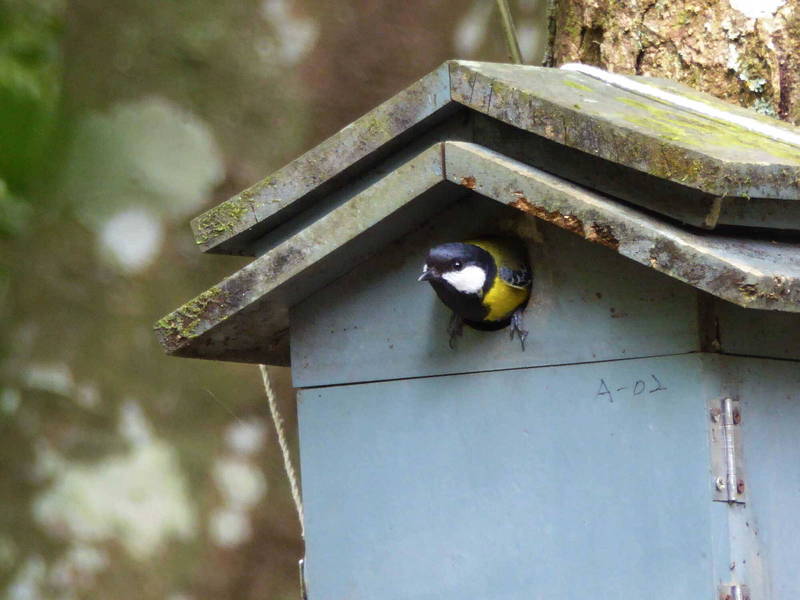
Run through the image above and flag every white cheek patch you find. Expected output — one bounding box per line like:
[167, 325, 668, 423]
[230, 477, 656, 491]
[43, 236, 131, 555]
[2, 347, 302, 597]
[442, 265, 486, 295]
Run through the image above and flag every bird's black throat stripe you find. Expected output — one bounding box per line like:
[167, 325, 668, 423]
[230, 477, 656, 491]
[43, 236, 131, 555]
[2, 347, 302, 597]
[430, 280, 487, 322]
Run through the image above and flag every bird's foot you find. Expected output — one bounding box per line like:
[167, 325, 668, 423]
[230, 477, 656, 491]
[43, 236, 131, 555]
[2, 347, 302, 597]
[447, 312, 464, 349]
[509, 309, 528, 351]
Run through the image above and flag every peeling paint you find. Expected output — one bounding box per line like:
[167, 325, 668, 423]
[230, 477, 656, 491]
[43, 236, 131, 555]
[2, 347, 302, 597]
[446, 142, 800, 312]
[586, 222, 620, 250]
[509, 193, 584, 235]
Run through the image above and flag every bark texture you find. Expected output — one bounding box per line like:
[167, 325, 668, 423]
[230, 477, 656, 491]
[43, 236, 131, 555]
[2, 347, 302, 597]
[551, 0, 800, 125]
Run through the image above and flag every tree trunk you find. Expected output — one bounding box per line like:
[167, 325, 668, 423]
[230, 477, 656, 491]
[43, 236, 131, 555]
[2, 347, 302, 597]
[550, 0, 800, 125]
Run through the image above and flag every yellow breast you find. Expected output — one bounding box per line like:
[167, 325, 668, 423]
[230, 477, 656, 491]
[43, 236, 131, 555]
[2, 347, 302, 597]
[482, 276, 530, 321]
[467, 237, 531, 322]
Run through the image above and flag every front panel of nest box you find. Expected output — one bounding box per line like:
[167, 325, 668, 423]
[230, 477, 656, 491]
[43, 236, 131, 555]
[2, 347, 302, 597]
[297, 354, 714, 599]
[290, 193, 700, 388]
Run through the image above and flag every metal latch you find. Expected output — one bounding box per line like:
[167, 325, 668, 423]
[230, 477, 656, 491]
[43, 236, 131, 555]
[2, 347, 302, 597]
[718, 583, 750, 600]
[709, 397, 745, 503]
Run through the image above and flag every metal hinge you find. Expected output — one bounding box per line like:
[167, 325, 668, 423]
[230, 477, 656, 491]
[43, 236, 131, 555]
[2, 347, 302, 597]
[718, 583, 750, 600]
[709, 397, 745, 504]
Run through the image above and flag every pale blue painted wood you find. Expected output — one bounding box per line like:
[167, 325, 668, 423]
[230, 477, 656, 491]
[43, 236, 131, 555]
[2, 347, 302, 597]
[298, 355, 714, 600]
[718, 356, 800, 597]
[715, 300, 800, 361]
[290, 194, 699, 388]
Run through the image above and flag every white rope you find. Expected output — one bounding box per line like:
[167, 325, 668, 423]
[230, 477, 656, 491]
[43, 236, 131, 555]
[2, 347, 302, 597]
[259, 364, 304, 537]
[560, 62, 800, 149]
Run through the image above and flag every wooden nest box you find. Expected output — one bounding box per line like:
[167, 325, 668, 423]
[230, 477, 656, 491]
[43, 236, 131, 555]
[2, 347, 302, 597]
[157, 61, 800, 599]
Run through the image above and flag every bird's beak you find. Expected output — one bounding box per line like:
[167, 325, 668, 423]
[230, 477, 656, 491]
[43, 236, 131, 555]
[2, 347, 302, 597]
[418, 269, 434, 282]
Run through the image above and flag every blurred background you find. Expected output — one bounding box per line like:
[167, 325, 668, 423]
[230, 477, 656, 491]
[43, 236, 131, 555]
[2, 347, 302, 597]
[0, 1, 546, 598]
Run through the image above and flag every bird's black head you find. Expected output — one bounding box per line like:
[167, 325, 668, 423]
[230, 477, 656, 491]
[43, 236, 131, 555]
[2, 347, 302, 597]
[418, 242, 494, 296]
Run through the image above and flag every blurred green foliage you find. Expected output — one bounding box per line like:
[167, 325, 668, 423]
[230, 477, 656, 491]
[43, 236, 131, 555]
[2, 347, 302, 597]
[0, 0, 62, 235]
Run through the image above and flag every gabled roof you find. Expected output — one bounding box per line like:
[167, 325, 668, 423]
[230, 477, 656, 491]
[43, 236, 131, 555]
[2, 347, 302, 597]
[191, 60, 800, 258]
[156, 140, 800, 365]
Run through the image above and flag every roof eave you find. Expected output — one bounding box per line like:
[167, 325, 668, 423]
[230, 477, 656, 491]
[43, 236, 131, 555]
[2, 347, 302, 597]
[157, 142, 800, 365]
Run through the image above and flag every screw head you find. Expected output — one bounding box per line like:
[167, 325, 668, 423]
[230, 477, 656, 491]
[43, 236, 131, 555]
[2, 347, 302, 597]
[715, 477, 726, 491]
[733, 409, 741, 424]
[737, 479, 746, 494]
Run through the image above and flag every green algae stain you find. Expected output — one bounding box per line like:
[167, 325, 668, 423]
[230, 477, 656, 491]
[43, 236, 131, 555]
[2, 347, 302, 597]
[193, 199, 252, 245]
[616, 96, 800, 167]
[154, 286, 228, 342]
[361, 112, 396, 140]
[564, 80, 592, 93]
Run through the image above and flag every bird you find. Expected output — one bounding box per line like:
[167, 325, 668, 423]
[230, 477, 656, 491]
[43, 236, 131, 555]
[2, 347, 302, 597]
[418, 236, 532, 349]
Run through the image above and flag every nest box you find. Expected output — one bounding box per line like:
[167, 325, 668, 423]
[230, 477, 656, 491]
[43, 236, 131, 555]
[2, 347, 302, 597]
[157, 61, 800, 598]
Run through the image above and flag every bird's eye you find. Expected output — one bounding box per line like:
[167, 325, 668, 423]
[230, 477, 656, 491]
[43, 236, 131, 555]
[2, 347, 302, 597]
[453, 260, 462, 270]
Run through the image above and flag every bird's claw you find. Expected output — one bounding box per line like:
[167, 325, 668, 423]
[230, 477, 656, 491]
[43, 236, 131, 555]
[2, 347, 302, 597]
[509, 309, 528, 351]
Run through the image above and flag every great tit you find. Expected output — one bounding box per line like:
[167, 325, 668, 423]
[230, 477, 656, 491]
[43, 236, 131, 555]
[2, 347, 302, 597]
[418, 237, 532, 349]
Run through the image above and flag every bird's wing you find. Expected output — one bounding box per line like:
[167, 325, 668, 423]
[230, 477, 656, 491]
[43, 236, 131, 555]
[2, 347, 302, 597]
[499, 265, 532, 289]
[467, 237, 533, 290]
